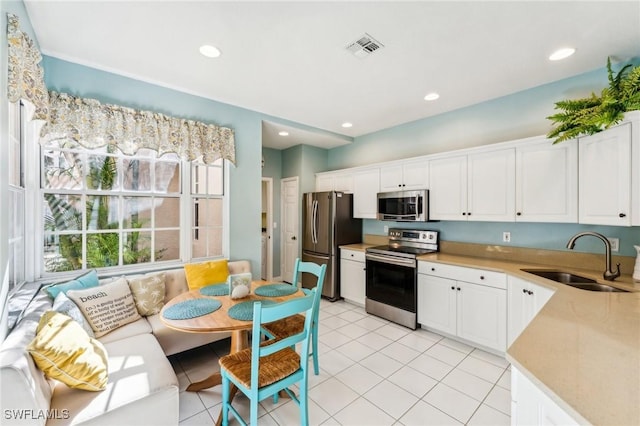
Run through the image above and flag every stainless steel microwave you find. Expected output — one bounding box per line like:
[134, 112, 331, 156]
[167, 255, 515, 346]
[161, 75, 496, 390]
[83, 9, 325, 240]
[377, 189, 429, 221]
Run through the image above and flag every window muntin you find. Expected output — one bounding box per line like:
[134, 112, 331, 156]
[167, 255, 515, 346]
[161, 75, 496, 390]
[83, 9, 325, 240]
[191, 160, 224, 259]
[41, 142, 184, 273]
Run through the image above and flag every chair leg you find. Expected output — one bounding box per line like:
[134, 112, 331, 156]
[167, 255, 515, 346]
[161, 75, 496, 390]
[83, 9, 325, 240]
[300, 382, 309, 426]
[221, 374, 229, 426]
[312, 325, 320, 375]
[250, 391, 259, 426]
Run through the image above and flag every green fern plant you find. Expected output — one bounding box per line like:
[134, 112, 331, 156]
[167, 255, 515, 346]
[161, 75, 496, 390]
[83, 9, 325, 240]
[547, 58, 640, 143]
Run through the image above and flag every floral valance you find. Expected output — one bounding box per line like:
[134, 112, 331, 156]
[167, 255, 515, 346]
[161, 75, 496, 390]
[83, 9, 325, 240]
[42, 91, 236, 165]
[6, 13, 49, 121]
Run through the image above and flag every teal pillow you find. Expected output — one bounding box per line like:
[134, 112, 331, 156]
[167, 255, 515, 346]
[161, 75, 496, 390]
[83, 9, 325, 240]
[44, 270, 99, 299]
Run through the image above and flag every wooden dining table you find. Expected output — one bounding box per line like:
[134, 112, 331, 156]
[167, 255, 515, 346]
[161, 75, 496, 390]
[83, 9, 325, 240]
[160, 280, 305, 395]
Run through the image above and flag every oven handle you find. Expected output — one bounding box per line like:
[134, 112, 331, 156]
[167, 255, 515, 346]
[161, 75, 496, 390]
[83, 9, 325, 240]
[366, 253, 416, 268]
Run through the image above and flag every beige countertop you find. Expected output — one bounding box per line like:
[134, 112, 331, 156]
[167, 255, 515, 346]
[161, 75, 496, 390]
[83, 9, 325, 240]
[415, 252, 640, 426]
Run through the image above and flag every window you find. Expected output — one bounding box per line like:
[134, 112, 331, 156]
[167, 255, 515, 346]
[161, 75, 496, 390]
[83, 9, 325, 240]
[40, 141, 186, 273]
[7, 101, 25, 290]
[191, 160, 225, 259]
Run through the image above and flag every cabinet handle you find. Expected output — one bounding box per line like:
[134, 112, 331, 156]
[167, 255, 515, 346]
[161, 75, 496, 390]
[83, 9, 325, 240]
[522, 288, 528, 294]
[516, 212, 522, 216]
[451, 286, 455, 290]
[431, 267, 435, 271]
[456, 287, 461, 291]
[462, 212, 466, 216]
[528, 290, 534, 295]
[480, 276, 485, 280]
[350, 253, 354, 257]
[619, 213, 627, 218]
[467, 212, 471, 216]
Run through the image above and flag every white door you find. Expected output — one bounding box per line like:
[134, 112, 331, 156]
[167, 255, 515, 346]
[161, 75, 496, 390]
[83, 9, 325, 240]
[281, 177, 299, 283]
[353, 168, 380, 219]
[417, 274, 457, 335]
[456, 281, 507, 352]
[402, 159, 429, 190]
[429, 155, 468, 220]
[261, 178, 273, 281]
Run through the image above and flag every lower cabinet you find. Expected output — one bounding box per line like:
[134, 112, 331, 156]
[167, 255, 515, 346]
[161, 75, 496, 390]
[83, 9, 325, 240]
[511, 366, 579, 426]
[507, 276, 554, 347]
[418, 262, 507, 352]
[340, 249, 366, 306]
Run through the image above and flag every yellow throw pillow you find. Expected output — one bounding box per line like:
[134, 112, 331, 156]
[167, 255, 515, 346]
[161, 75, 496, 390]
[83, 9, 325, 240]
[27, 311, 108, 391]
[184, 259, 229, 290]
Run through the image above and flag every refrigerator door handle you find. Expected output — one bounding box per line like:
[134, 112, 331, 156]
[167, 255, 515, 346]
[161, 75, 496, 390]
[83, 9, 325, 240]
[312, 200, 318, 244]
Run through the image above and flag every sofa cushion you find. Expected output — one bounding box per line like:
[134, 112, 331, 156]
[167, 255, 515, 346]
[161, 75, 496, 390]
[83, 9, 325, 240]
[43, 270, 99, 300]
[67, 277, 141, 337]
[127, 272, 165, 316]
[184, 259, 229, 290]
[48, 333, 178, 426]
[97, 317, 152, 344]
[53, 292, 95, 338]
[26, 311, 108, 392]
[146, 313, 230, 356]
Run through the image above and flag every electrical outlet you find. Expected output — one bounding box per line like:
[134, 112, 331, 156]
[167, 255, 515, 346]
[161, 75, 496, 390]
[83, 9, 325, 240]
[383, 225, 389, 234]
[503, 232, 511, 243]
[608, 237, 619, 252]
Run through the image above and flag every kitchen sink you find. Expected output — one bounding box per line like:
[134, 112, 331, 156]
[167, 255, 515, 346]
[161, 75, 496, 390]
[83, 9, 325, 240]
[521, 269, 629, 292]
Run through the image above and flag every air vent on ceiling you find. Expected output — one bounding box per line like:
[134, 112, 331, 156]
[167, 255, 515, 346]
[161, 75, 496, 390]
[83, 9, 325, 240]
[346, 33, 384, 58]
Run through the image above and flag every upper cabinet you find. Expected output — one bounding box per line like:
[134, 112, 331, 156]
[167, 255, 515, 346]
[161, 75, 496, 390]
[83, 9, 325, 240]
[315, 171, 354, 193]
[515, 137, 578, 223]
[578, 122, 631, 226]
[379, 159, 429, 192]
[352, 168, 380, 219]
[429, 149, 515, 221]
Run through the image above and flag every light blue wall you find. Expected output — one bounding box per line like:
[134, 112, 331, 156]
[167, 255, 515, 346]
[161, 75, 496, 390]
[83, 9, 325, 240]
[43, 56, 267, 274]
[323, 62, 640, 260]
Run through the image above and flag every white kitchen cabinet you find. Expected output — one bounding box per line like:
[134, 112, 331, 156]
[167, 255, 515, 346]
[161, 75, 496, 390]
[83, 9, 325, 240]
[418, 261, 507, 352]
[578, 122, 631, 226]
[379, 159, 428, 192]
[352, 168, 380, 219]
[507, 276, 554, 347]
[316, 172, 354, 193]
[429, 149, 515, 221]
[512, 366, 580, 426]
[340, 248, 366, 306]
[515, 137, 578, 223]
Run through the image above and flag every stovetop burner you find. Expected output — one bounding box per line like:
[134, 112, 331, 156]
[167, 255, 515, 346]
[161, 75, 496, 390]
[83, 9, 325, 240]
[366, 228, 439, 258]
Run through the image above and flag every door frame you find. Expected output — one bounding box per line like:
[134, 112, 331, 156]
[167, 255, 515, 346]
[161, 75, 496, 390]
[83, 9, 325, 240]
[261, 177, 273, 281]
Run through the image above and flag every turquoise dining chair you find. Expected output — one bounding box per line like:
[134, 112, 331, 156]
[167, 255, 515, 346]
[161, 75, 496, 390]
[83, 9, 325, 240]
[262, 259, 326, 375]
[218, 289, 316, 426]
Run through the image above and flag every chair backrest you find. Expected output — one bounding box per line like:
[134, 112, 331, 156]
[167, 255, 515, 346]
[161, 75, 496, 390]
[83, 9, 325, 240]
[250, 289, 316, 384]
[292, 260, 326, 321]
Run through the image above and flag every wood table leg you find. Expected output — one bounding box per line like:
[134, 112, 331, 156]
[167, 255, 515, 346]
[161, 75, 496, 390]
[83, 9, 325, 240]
[186, 330, 247, 392]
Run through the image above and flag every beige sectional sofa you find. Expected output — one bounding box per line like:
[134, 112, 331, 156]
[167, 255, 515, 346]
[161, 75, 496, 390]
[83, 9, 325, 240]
[0, 260, 251, 426]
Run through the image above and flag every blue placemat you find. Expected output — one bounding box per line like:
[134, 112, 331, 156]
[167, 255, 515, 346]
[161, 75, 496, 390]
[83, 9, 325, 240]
[228, 300, 276, 321]
[199, 283, 229, 296]
[163, 299, 222, 320]
[254, 283, 298, 297]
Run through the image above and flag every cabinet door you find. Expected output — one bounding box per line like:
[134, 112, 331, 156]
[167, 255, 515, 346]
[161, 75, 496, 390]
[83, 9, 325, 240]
[353, 168, 380, 219]
[334, 173, 354, 193]
[578, 123, 631, 225]
[340, 257, 366, 306]
[507, 276, 533, 347]
[417, 274, 457, 335]
[467, 149, 515, 222]
[402, 160, 429, 190]
[516, 138, 578, 223]
[316, 174, 334, 192]
[428, 155, 468, 220]
[379, 164, 404, 192]
[457, 281, 507, 352]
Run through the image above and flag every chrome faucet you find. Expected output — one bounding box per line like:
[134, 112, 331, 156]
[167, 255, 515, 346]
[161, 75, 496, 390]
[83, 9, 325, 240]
[566, 232, 621, 281]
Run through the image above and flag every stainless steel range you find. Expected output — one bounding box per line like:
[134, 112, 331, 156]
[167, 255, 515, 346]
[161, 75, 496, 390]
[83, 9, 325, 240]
[365, 228, 439, 329]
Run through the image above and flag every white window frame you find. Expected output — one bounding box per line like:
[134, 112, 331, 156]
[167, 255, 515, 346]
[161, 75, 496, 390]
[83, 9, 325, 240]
[28, 137, 230, 281]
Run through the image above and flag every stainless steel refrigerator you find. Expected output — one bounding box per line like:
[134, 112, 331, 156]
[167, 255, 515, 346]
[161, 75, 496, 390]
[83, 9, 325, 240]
[302, 191, 362, 301]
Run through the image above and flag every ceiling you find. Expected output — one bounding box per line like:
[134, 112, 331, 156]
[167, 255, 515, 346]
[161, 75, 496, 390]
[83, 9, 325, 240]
[24, 1, 640, 150]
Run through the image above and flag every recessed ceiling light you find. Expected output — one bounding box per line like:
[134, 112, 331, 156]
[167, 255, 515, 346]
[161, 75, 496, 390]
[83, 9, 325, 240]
[424, 92, 440, 101]
[278, 131, 289, 136]
[549, 47, 576, 61]
[199, 44, 221, 58]
[342, 122, 353, 128]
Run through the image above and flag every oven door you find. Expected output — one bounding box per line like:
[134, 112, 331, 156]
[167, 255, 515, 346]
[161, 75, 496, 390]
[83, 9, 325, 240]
[365, 253, 417, 313]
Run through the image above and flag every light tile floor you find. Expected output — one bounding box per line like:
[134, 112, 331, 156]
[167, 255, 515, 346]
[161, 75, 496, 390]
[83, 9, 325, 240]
[170, 299, 511, 425]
